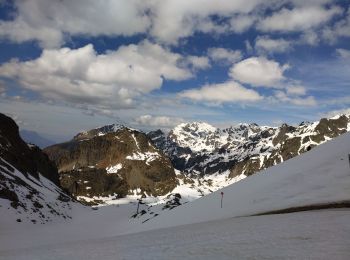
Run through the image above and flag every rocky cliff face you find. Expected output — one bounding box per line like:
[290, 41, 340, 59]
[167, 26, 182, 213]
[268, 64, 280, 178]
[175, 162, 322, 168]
[44, 125, 177, 202]
[149, 114, 350, 179]
[0, 113, 74, 224]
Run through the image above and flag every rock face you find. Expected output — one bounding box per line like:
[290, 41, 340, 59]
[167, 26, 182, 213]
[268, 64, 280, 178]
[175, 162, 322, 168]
[0, 114, 60, 185]
[148, 114, 350, 179]
[0, 113, 73, 224]
[44, 125, 177, 200]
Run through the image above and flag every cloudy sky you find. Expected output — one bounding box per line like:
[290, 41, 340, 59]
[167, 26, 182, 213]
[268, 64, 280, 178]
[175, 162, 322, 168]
[0, 0, 349, 141]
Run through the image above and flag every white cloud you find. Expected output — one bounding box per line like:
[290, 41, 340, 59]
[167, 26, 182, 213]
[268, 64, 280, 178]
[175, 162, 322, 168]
[179, 81, 263, 103]
[149, 0, 263, 44]
[134, 115, 185, 128]
[245, 40, 254, 54]
[274, 91, 317, 106]
[186, 56, 211, 69]
[0, 81, 5, 94]
[208, 48, 242, 64]
[323, 8, 350, 42]
[0, 0, 344, 47]
[0, 40, 204, 108]
[229, 15, 256, 33]
[323, 108, 350, 118]
[0, 0, 151, 48]
[0, 0, 261, 46]
[300, 31, 320, 46]
[258, 5, 342, 33]
[255, 36, 292, 54]
[286, 85, 307, 96]
[229, 57, 290, 87]
[336, 48, 350, 59]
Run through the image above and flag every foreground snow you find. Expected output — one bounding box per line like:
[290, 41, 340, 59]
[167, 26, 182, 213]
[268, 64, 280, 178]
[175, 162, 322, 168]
[1, 209, 349, 259]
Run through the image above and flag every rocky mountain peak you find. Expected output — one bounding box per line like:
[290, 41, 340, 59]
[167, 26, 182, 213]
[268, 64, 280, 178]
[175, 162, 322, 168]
[149, 113, 350, 178]
[0, 113, 59, 185]
[0, 113, 73, 223]
[168, 122, 221, 153]
[73, 124, 128, 141]
[45, 125, 177, 202]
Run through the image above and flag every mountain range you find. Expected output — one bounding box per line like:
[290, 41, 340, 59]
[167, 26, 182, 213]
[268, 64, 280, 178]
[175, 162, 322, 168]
[42, 113, 350, 205]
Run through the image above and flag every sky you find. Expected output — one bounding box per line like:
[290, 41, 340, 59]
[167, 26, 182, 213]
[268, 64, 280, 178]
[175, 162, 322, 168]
[0, 0, 349, 141]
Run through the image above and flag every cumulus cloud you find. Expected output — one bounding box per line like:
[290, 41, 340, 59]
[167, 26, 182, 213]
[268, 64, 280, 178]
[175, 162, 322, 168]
[208, 48, 242, 64]
[186, 56, 211, 69]
[323, 8, 350, 42]
[0, 40, 205, 108]
[179, 81, 263, 104]
[229, 15, 256, 33]
[274, 91, 317, 106]
[336, 48, 350, 59]
[323, 108, 350, 118]
[134, 115, 185, 128]
[255, 36, 292, 54]
[286, 85, 307, 96]
[229, 57, 290, 87]
[0, 0, 151, 48]
[0, 0, 263, 47]
[0, 0, 345, 47]
[300, 31, 320, 46]
[258, 5, 342, 33]
[0, 81, 5, 94]
[150, 0, 263, 44]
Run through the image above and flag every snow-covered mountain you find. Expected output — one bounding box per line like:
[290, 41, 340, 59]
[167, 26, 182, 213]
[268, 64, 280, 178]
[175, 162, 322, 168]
[149, 114, 350, 179]
[0, 113, 76, 224]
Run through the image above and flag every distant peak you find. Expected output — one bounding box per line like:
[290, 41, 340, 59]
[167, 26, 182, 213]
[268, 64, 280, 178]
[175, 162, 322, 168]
[73, 123, 134, 141]
[174, 122, 217, 132]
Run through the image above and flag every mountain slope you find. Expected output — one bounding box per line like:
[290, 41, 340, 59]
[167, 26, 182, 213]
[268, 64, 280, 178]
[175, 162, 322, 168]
[134, 130, 350, 232]
[0, 113, 75, 224]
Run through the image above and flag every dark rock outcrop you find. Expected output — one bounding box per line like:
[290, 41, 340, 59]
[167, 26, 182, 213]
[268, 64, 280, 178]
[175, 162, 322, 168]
[44, 125, 177, 200]
[0, 113, 59, 185]
[0, 113, 73, 223]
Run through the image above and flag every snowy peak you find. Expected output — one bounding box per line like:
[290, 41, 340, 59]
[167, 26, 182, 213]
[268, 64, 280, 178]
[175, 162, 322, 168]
[169, 122, 220, 152]
[149, 114, 350, 178]
[166, 121, 265, 153]
[174, 122, 217, 134]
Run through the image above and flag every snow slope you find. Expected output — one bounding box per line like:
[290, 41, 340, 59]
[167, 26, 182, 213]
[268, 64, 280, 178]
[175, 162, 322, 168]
[0, 157, 77, 225]
[132, 130, 350, 233]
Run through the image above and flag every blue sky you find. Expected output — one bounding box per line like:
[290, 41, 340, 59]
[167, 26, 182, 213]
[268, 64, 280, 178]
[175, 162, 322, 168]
[0, 0, 349, 141]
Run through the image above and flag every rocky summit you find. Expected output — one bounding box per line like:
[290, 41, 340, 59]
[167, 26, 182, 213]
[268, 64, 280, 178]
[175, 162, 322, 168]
[0, 113, 74, 224]
[44, 124, 177, 203]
